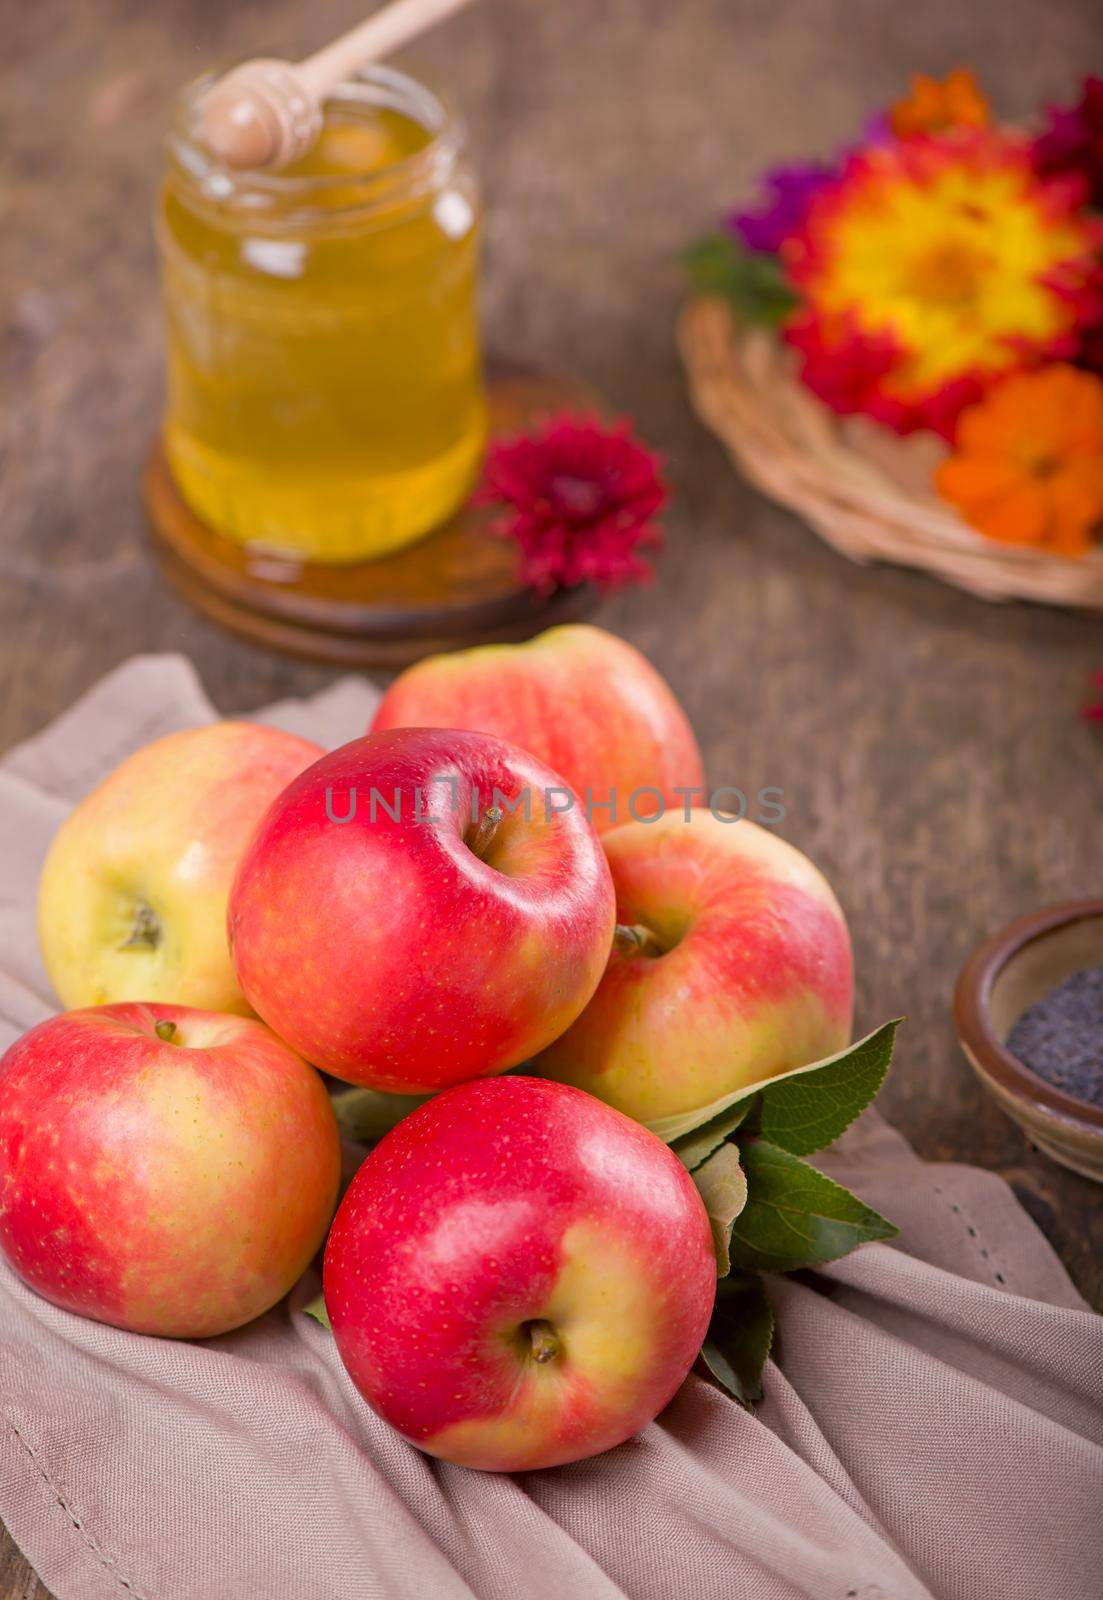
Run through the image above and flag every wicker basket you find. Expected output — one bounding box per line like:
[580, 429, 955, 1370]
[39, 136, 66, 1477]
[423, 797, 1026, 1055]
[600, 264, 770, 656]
[678, 296, 1103, 610]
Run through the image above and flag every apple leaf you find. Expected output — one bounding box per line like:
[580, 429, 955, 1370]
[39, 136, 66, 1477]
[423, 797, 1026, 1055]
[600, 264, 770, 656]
[302, 1293, 332, 1331]
[645, 1020, 902, 1152]
[690, 1142, 749, 1275]
[700, 1271, 775, 1406]
[331, 1087, 431, 1143]
[728, 1139, 898, 1275]
[671, 1101, 751, 1172]
[755, 1018, 902, 1156]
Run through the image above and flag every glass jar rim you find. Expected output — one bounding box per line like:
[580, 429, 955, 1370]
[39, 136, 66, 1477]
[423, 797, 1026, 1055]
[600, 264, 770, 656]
[167, 63, 463, 219]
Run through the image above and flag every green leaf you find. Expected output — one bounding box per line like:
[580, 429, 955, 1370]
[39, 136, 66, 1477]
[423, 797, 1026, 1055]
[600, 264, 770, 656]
[331, 1087, 430, 1142]
[691, 1143, 749, 1275]
[683, 233, 799, 328]
[671, 1101, 751, 1172]
[757, 1019, 902, 1156]
[302, 1293, 331, 1331]
[728, 1139, 898, 1275]
[700, 1271, 774, 1406]
[645, 1020, 902, 1151]
[648, 1089, 754, 1146]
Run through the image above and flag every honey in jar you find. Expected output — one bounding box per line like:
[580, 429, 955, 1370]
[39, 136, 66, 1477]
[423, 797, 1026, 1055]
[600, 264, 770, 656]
[158, 67, 486, 564]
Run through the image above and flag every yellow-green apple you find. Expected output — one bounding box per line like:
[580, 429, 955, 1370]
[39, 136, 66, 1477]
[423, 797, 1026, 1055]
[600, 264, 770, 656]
[228, 727, 616, 1091]
[370, 624, 704, 833]
[323, 1075, 716, 1470]
[536, 809, 853, 1124]
[0, 1003, 340, 1337]
[37, 722, 322, 1014]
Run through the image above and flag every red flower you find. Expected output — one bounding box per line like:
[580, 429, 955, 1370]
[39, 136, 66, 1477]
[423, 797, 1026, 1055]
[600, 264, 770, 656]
[783, 310, 986, 438]
[1071, 266, 1103, 380]
[1032, 77, 1103, 211]
[1084, 670, 1103, 724]
[476, 415, 668, 596]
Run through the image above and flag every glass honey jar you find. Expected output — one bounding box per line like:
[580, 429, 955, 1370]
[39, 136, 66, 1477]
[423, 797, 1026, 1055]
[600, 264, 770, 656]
[158, 66, 486, 564]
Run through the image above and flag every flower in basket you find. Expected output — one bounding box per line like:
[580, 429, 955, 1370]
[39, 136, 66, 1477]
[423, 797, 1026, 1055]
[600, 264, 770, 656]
[782, 131, 1099, 438]
[1069, 266, 1103, 381]
[476, 414, 668, 596]
[686, 69, 1103, 563]
[727, 69, 992, 259]
[888, 68, 990, 138]
[1032, 76, 1103, 210]
[730, 162, 840, 256]
[935, 365, 1103, 556]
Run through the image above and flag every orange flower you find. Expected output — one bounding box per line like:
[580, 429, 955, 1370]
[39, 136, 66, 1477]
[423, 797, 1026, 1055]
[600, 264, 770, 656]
[890, 69, 990, 138]
[936, 366, 1103, 556]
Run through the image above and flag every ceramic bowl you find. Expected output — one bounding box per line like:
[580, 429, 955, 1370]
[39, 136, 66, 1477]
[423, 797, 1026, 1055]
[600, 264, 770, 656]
[954, 899, 1103, 1183]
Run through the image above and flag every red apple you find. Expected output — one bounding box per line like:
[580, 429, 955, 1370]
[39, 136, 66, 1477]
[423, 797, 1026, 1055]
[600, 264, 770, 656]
[0, 1004, 340, 1337]
[324, 1076, 716, 1471]
[536, 809, 854, 1124]
[228, 728, 616, 1092]
[370, 625, 704, 833]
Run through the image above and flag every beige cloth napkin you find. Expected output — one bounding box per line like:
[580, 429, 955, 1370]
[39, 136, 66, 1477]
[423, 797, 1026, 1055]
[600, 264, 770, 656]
[1, 655, 1100, 1600]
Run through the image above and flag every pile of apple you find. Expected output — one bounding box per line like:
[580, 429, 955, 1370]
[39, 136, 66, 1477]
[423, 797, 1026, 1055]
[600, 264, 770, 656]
[1, 626, 852, 1472]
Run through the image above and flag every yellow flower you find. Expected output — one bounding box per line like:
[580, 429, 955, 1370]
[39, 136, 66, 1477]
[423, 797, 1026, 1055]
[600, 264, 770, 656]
[784, 133, 1099, 434]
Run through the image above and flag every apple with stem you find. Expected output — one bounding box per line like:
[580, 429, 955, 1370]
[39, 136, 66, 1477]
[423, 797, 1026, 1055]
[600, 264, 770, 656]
[323, 1075, 717, 1471]
[0, 1004, 340, 1337]
[228, 727, 616, 1091]
[536, 808, 853, 1124]
[370, 624, 705, 833]
[38, 722, 322, 1014]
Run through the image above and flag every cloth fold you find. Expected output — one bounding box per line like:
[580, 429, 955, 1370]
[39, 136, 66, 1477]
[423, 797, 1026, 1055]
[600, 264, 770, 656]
[1, 655, 1100, 1600]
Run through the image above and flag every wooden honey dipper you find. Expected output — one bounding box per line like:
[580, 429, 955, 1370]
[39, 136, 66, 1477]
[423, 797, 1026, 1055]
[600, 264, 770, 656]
[199, 0, 479, 171]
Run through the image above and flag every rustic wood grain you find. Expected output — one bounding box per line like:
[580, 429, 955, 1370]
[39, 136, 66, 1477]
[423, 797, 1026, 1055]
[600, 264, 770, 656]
[3, 1, 1102, 1594]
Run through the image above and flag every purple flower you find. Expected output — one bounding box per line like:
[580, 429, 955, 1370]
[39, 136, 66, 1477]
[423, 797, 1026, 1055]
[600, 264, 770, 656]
[728, 161, 839, 254]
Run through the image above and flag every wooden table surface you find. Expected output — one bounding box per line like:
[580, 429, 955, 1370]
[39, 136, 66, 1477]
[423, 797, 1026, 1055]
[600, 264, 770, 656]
[3, 0, 1102, 1593]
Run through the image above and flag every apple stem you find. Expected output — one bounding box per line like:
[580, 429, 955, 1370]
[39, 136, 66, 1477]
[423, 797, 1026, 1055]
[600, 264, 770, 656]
[467, 805, 504, 862]
[119, 902, 160, 952]
[613, 922, 665, 959]
[526, 1320, 561, 1364]
[154, 1020, 178, 1043]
